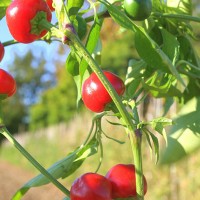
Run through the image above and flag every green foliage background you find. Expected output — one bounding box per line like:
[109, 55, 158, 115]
[29, 60, 77, 131]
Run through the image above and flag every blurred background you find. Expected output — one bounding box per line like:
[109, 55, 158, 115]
[0, 1, 200, 200]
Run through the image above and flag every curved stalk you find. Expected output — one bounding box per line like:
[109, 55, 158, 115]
[153, 12, 200, 23]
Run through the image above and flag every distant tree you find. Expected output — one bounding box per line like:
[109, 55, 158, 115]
[9, 50, 55, 105]
[2, 49, 55, 133]
[29, 64, 77, 131]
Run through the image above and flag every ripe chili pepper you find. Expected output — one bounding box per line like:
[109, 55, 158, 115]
[6, 0, 52, 43]
[0, 69, 16, 100]
[82, 71, 125, 112]
[70, 173, 112, 200]
[106, 164, 147, 198]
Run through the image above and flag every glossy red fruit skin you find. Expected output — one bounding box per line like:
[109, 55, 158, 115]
[0, 69, 16, 98]
[106, 164, 147, 198]
[6, 0, 52, 43]
[46, 0, 55, 11]
[82, 71, 125, 113]
[0, 42, 5, 62]
[70, 173, 112, 200]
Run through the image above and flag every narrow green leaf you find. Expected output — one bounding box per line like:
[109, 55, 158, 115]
[144, 129, 159, 164]
[153, 122, 168, 145]
[149, 131, 160, 164]
[151, 117, 173, 127]
[73, 75, 82, 107]
[79, 18, 103, 77]
[66, 52, 79, 76]
[161, 29, 180, 65]
[12, 138, 98, 199]
[135, 27, 186, 88]
[11, 188, 29, 200]
[73, 70, 90, 107]
[144, 130, 153, 160]
[106, 119, 125, 127]
[102, 131, 125, 144]
[66, 51, 84, 107]
[67, 0, 84, 19]
[73, 15, 87, 40]
[140, 117, 172, 145]
[125, 59, 146, 98]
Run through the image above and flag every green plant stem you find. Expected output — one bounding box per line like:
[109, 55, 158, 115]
[2, 40, 19, 47]
[38, 18, 145, 199]
[153, 12, 200, 23]
[2, 38, 61, 47]
[130, 130, 144, 200]
[69, 33, 135, 130]
[0, 127, 70, 196]
[67, 33, 144, 200]
[84, 10, 110, 22]
[131, 107, 144, 200]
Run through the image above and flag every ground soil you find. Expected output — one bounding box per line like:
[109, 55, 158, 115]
[0, 160, 65, 200]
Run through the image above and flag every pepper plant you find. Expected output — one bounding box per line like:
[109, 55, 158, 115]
[0, 0, 200, 199]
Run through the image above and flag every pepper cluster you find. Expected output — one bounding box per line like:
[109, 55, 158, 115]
[70, 164, 147, 200]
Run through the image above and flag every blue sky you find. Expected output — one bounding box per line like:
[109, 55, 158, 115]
[0, 14, 69, 72]
[0, 17, 11, 42]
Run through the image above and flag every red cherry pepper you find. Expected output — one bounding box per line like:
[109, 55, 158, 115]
[82, 71, 125, 112]
[6, 0, 52, 43]
[106, 164, 147, 198]
[70, 173, 112, 200]
[0, 69, 16, 99]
